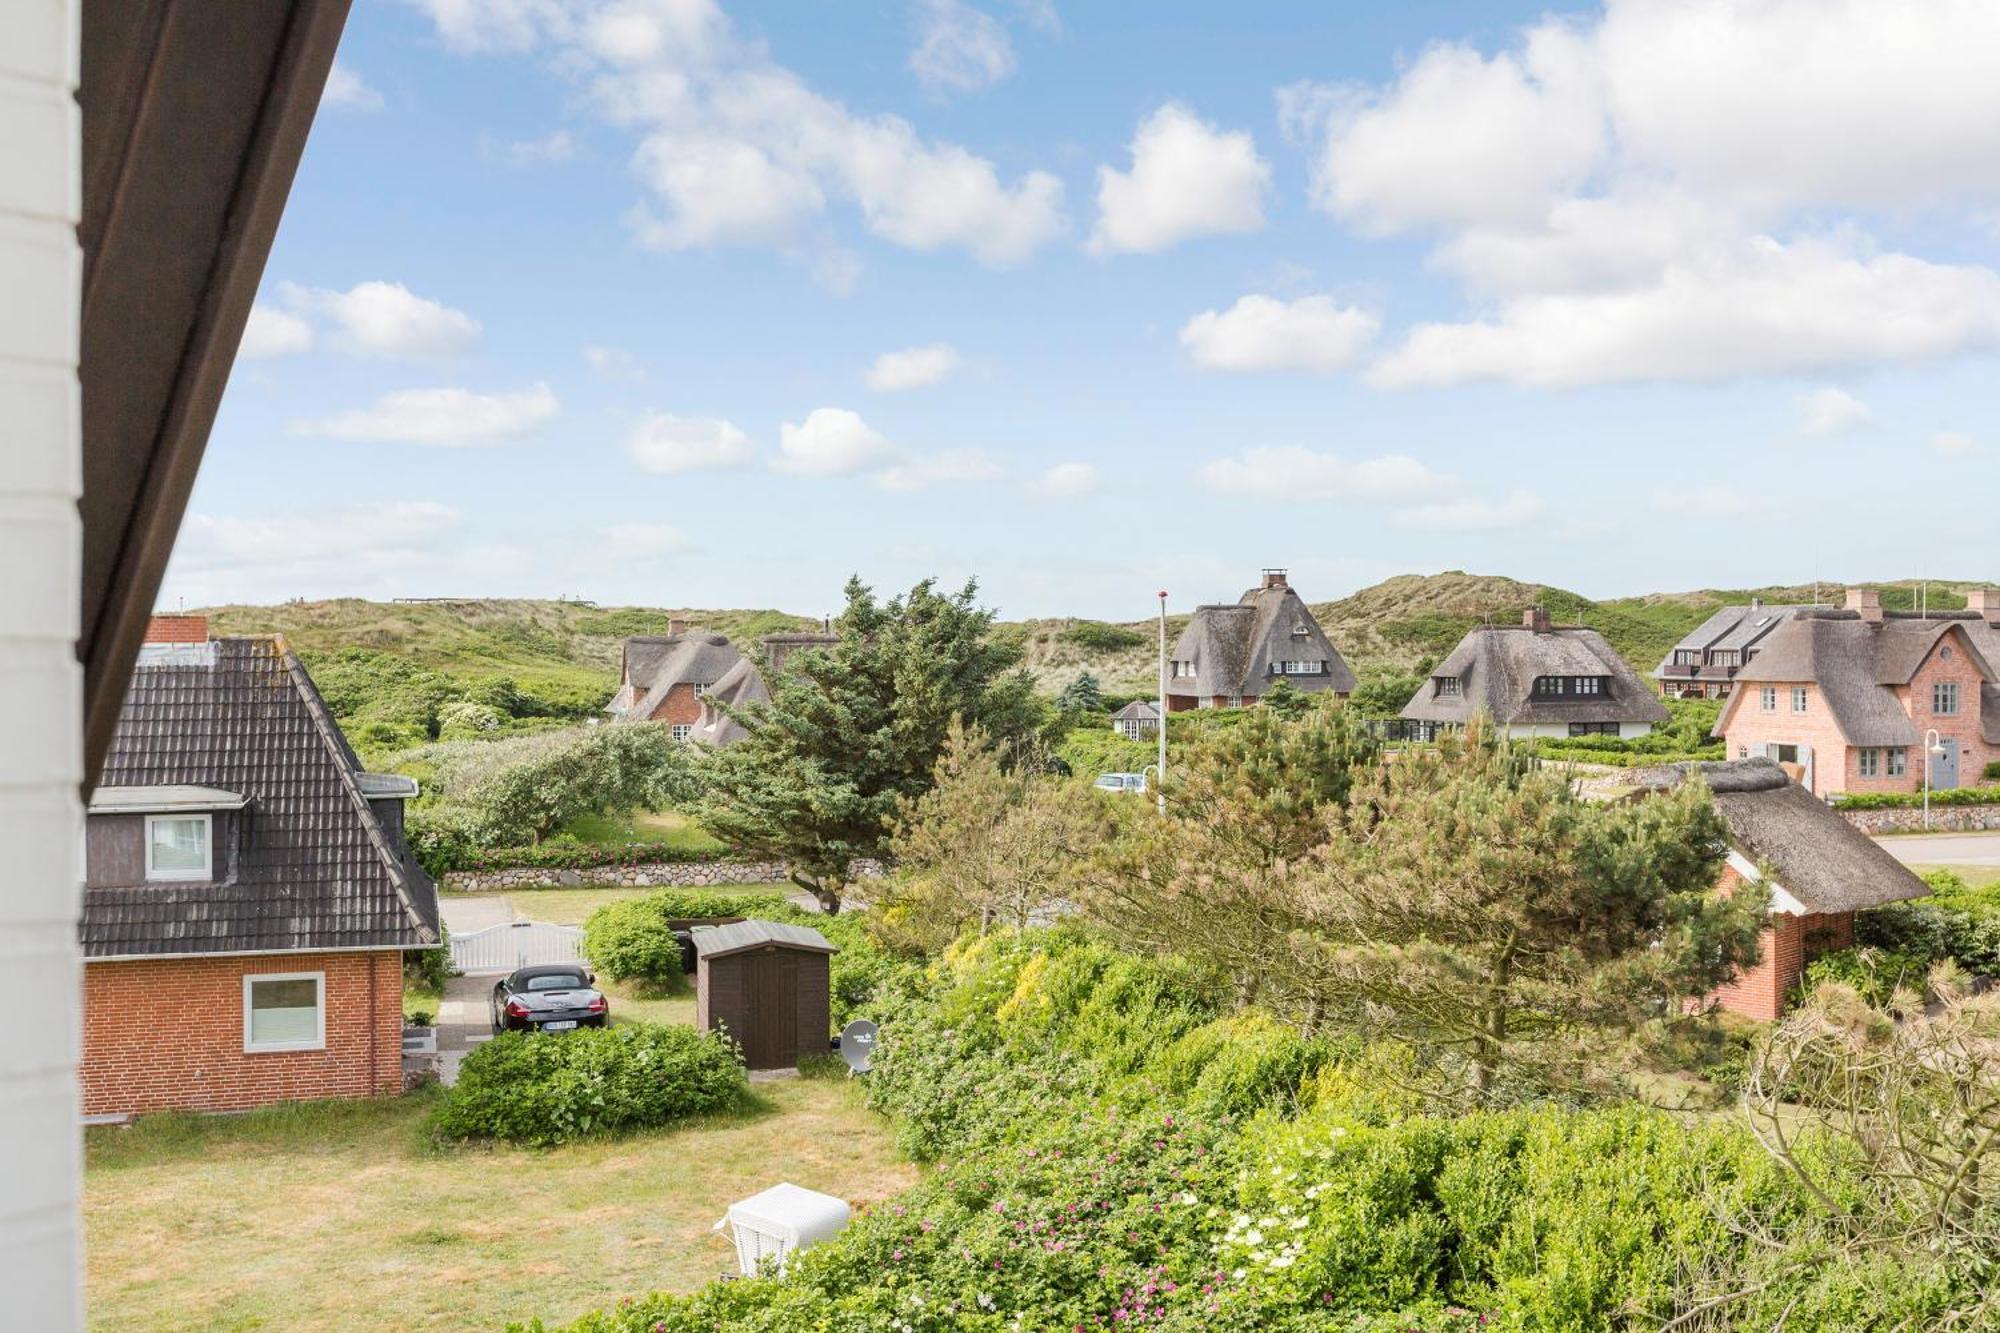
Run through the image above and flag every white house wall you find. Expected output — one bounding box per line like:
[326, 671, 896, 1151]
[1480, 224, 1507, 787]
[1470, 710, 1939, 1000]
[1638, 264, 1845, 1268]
[0, 0, 84, 1325]
[1500, 722, 1655, 741]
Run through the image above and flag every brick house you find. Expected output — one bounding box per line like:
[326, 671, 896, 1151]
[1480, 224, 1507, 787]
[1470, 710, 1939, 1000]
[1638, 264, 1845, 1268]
[1165, 569, 1356, 711]
[1400, 608, 1670, 740]
[1627, 758, 1929, 1021]
[81, 618, 440, 1118]
[606, 620, 749, 738]
[1653, 600, 1807, 699]
[1713, 588, 2000, 798]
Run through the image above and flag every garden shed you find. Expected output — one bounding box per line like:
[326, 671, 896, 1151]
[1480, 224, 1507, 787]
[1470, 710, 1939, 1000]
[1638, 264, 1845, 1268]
[693, 920, 838, 1070]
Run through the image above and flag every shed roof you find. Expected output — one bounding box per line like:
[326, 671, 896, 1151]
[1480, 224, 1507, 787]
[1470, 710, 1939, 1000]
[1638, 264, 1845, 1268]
[693, 919, 839, 960]
[1402, 623, 1669, 726]
[85, 637, 439, 959]
[1628, 758, 1930, 914]
[1112, 700, 1161, 721]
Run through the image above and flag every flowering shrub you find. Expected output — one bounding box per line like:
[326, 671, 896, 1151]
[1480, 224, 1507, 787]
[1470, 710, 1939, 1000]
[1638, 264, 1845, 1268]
[430, 1024, 745, 1147]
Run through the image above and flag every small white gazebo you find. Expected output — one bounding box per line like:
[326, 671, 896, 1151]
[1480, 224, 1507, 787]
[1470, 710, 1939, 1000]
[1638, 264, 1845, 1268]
[714, 1182, 851, 1276]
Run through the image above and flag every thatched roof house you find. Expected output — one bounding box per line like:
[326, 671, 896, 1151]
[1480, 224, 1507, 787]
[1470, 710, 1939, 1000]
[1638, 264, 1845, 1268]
[1400, 608, 1668, 739]
[1165, 570, 1355, 711]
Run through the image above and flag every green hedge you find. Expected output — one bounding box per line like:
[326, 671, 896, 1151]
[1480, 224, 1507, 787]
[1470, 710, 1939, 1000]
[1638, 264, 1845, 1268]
[1831, 787, 2000, 811]
[583, 891, 790, 984]
[522, 928, 1970, 1332]
[430, 1024, 745, 1147]
[1858, 869, 2000, 977]
[418, 835, 733, 878]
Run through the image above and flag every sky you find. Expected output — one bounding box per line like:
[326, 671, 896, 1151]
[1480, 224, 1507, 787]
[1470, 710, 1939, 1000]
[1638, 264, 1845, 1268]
[161, 0, 2000, 623]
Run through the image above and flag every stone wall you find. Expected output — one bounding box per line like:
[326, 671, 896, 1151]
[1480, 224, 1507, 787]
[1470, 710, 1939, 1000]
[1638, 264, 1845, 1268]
[1835, 803, 2000, 835]
[443, 859, 883, 894]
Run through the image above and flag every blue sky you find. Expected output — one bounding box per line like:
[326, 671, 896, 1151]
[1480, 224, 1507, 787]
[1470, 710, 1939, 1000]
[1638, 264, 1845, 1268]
[163, 0, 2000, 622]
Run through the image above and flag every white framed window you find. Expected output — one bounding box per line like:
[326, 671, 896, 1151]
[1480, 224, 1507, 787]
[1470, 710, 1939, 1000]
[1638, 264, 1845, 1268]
[1791, 687, 1808, 714]
[1575, 676, 1602, 696]
[1436, 676, 1462, 698]
[1858, 748, 1880, 778]
[1887, 748, 1908, 777]
[1935, 681, 1961, 715]
[243, 972, 325, 1053]
[1760, 686, 1777, 712]
[669, 723, 694, 741]
[1291, 623, 1310, 637]
[691, 682, 708, 698]
[144, 813, 211, 881]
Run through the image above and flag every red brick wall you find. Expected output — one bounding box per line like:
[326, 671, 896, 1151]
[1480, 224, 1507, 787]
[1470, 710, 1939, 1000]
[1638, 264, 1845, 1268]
[645, 682, 704, 725]
[82, 951, 403, 1116]
[1705, 870, 1855, 1023]
[1900, 627, 1999, 786]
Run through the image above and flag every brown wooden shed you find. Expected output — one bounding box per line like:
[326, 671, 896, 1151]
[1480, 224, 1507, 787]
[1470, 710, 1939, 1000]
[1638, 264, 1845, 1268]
[693, 920, 838, 1070]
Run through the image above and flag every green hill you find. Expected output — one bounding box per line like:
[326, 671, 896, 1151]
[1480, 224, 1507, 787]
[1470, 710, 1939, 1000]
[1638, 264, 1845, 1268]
[195, 576, 1986, 740]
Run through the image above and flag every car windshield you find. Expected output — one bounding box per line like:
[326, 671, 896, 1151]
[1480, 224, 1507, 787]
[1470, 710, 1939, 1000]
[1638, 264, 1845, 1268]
[523, 972, 586, 992]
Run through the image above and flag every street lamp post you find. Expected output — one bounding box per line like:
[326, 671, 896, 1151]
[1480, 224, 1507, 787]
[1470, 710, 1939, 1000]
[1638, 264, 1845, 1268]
[1924, 727, 1946, 829]
[1156, 590, 1169, 817]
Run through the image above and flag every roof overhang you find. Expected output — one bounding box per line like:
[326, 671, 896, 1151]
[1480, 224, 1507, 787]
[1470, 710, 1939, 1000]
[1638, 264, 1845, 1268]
[87, 784, 249, 814]
[77, 0, 352, 791]
[356, 772, 421, 800]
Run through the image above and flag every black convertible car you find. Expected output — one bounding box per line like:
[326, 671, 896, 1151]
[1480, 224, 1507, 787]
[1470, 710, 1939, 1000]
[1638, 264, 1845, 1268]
[490, 963, 610, 1033]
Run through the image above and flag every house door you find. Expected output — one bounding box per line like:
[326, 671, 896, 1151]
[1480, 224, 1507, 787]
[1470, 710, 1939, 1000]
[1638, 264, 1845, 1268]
[740, 949, 798, 1068]
[1935, 739, 1961, 790]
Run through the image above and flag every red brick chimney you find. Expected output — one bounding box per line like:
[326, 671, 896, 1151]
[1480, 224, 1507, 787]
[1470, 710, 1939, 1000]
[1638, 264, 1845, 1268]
[1523, 607, 1551, 633]
[1968, 588, 2000, 625]
[1260, 568, 1288, 590]
[145, 614, 207, 644]
[1844, 587, 1883, 624]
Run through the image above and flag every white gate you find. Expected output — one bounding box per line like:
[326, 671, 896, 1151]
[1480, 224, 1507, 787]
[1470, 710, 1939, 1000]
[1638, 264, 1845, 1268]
[450, 920, 587, 975]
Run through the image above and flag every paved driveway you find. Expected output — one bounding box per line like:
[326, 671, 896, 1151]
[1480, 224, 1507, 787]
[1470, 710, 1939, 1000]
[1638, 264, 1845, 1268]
[1876, 832, 2000, 867]
[439, 892, 514, 935]
[435, 894, 513, 1086]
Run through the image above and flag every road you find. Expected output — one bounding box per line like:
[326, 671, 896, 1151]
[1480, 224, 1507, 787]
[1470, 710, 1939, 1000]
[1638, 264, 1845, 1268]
[1875, 831, 2000, 867]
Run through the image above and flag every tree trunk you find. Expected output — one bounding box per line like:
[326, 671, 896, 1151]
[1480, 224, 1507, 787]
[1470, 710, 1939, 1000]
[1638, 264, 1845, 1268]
[1474, 933, 1518, 1099]
[792, 872, 842, 915]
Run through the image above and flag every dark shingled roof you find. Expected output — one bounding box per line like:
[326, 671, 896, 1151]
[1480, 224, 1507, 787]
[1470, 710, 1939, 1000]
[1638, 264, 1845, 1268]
[1653, 603, 1807, 683]
[1402, 622, 1669, 727]
[1628, 758, 1929, 914]
[1112, 700, 1161, 722]
[1167, 577, 1356, 700]
[1722, 612, 1998, 746]
[692, 919, 839, 959]
[85, 638, 440, 959]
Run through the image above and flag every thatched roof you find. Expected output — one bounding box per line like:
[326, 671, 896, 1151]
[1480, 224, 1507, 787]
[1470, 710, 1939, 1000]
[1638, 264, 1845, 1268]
[1629, 758, 1929, 914]
[1167, 576, 1356, 700]
[689, 655, 770, 747]
[609, 632, 747, 721]
[1724, 612, 1997, 746]
[1402, 621, 1668, 727]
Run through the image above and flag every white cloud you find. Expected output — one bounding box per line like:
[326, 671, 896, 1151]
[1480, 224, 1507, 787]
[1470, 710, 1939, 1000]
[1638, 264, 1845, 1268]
[1089, 104, 1268, 254]
[427, 0, 1066, 264]
[1198, 446, 1451, 503]
[1934, 430, 1980, 456]
[776, 407, 895, 475]
[1288, 0, 2000, 387]
[322, 62, 386, 112]
[277, 280, 481, 360]
[602, 522, 692, 558]
[877, 449, 1003, 491]
[292, 383, 559, 446]
[583, 345, 646, 381]
[1036, 461, 1098, 498]
[908, 0, 1015, 94]
[1652, 484, 1756, 518]
[1285, 21, 1605, 234]
[1391, 490, 1547, 532]
[1179, 295, 1379, 374]
[1795, 388, 1874, 438]
[495, 129, 578, 166]
[865, 343, 961, 391]
[626, 412, 753, 473]
[239, 304, 314, 359]
[182, 500, 458, 565]
[1369, 238, 2000, 389]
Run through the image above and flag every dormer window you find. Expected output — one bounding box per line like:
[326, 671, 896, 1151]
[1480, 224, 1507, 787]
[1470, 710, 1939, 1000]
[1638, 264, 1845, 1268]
[1291, 622, 1310, 637]
[1276, 660, 1325, 675]
[692, 682, 708, 698]
[1672, 650, 1700, 666]
[145, 814, 211, 881]
[1531, 675, 1605, 699]
[1435, 676, 1462, 698]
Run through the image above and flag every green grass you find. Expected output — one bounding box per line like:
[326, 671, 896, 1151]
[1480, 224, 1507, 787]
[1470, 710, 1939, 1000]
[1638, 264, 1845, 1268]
[84, 1078, 914, 1331]
[560, 808, 726, 852]
[402, 982, 442, 1022]
[444, 882, 782, 928]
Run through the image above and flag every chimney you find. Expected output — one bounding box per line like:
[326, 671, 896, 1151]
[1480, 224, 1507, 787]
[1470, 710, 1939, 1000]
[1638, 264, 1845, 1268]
[1523, 606, 1551, 633]
[1844, 587, 1882, 624]
[1260, 568, 1288, 591]
[1968, 588, 2000, 625]
[145, 613, 207, 644]
[1749, 597, 1763, 613]
[667, 616, 687, 637]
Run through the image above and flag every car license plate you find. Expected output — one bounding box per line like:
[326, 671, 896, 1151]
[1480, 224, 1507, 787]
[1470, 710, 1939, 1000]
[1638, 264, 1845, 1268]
[544, 1020, 577, 1031]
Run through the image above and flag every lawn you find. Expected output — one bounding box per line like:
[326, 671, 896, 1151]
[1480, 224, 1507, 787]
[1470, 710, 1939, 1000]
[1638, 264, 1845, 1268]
[1911, 864, 2000, 889]
[85, 1075, 916, 1331]
[443, 881, 787, 927]
[561, 807, 726, 853]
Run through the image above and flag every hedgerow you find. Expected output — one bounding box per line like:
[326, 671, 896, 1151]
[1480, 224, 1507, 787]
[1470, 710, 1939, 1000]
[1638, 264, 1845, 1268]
[516, 927, 1981, 1332]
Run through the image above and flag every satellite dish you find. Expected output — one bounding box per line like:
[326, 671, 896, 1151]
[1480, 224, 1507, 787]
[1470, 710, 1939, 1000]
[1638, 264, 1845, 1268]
[838, 1019, 878, 1074]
